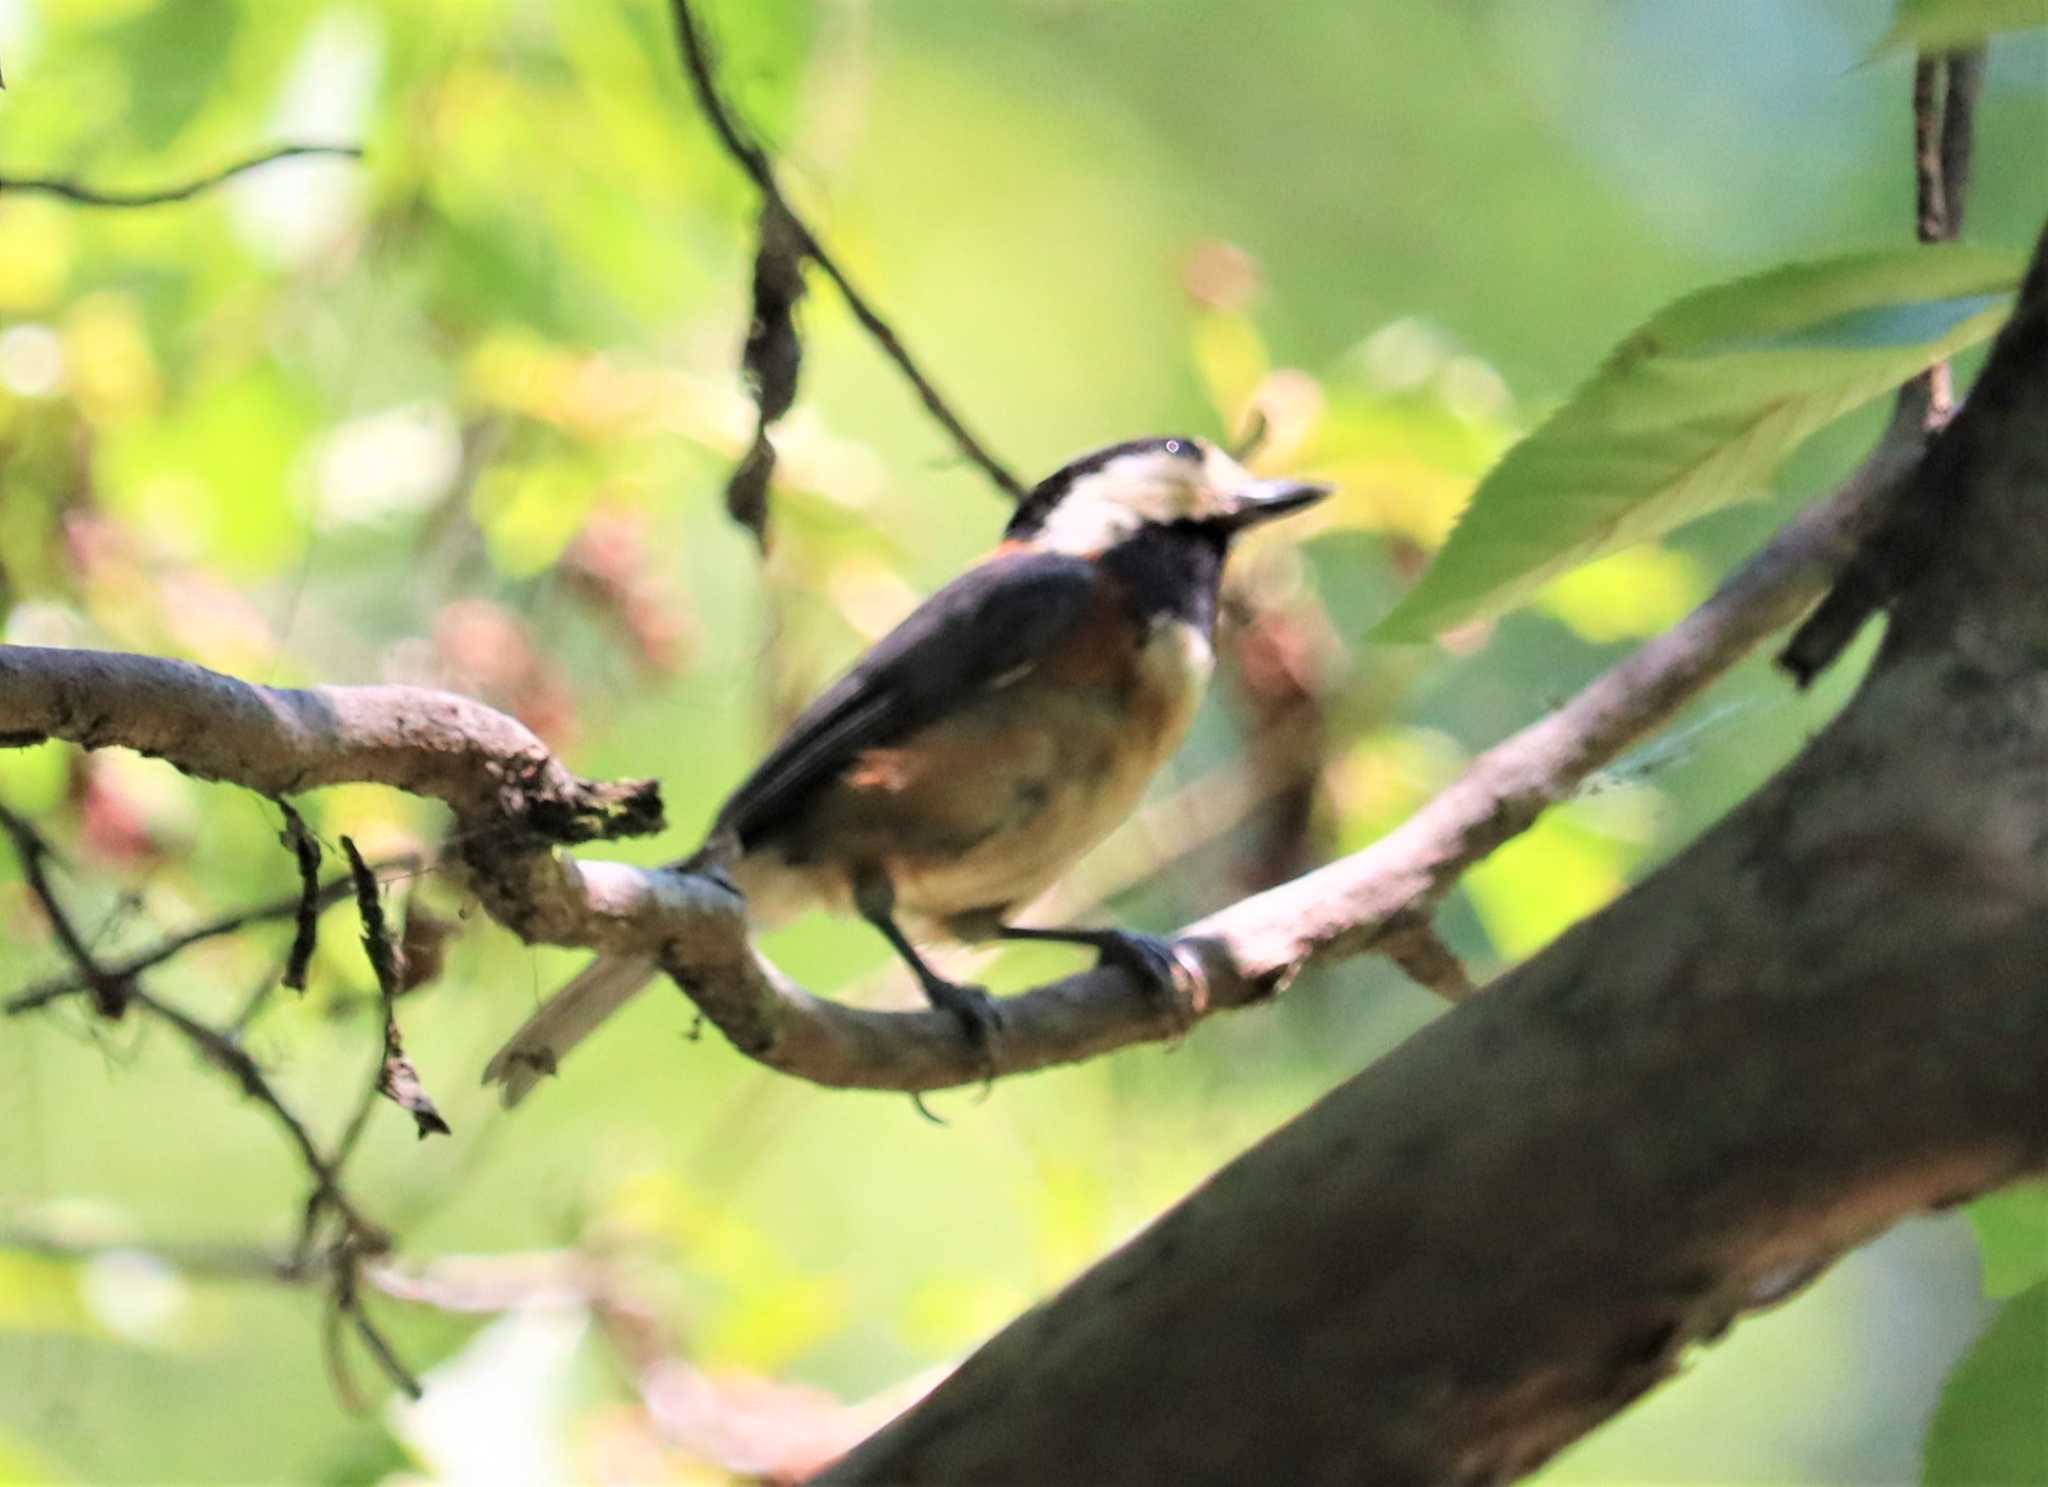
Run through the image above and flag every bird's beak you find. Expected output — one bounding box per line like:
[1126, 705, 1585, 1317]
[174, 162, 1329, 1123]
[1224, 478, 1332, 530]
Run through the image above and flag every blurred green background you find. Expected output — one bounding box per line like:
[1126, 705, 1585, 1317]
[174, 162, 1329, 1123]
[0, 1, 2043, 1482]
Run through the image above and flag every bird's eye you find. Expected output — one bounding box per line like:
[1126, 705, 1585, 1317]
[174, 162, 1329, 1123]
[1163, 440, 1182, 456]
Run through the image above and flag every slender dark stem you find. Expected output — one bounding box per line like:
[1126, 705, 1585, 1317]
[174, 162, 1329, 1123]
[337, 837, 449, 1151]
[335, 1251, 424, 1402]
[336, 839, 397, 1165]
[1776, 46, 1984, 685]
[124, 984, 335, 1190]
[2, 804, 418, 1401]
[0, 143, 363, 208]
[1911, 57, 1948, 245]
[4, 858, 415, 1015]
[278, 800, 324, 991]
[666, 0, 1027, 502]
[1938, 49, 1984, 238]
[0, 804, 132, 1015]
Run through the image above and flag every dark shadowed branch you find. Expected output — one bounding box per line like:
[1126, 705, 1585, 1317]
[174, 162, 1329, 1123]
[818, 212, 2048, 1487]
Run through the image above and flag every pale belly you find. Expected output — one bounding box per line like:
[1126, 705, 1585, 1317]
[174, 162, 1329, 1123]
[734, 618, 1213, 940]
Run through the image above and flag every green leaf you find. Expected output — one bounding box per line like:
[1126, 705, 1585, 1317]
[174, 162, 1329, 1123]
[1372, 245, 2022, 641]
[102, 0, 240, 153]
[1923, 1283, 2048, 1485]
[1880, 0, 2048, 53]
[1969, 1183, 2048, 1298]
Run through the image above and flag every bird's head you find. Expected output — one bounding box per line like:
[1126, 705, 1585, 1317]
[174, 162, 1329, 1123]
[1004, 435, 1330, 555]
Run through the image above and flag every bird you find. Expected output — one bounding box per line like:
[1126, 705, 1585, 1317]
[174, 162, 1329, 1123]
[483, 434, 1329, 1105]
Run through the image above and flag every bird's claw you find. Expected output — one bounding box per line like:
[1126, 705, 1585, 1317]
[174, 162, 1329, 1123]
[1091, 930, 1196, 1034]
[910, 979, 1006, 1123]
[926, 978, 1006, 1070]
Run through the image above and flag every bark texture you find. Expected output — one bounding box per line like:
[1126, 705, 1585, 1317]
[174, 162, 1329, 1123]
[818, 234, 2048, 1485]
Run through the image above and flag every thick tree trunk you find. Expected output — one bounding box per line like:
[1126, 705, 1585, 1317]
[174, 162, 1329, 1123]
[819, 235, 2048, 1485]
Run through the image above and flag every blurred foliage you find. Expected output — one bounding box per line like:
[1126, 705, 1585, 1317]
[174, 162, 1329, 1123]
[0, 2, 2041, 1484]
[1967, 1182, 2048, 1298]
[1922, 1283, 2048, 1484]
[1881, 0, 2048, 52]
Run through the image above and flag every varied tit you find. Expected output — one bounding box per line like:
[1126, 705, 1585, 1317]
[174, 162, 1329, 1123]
[484, 435, 1329, 1105]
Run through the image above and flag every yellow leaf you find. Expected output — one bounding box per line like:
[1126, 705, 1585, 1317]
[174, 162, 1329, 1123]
[1463, 809, 1632, 961]
[1536, 544, 1709, 644]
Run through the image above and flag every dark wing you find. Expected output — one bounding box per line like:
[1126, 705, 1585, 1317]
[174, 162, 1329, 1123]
[716, 549, 1099, 846]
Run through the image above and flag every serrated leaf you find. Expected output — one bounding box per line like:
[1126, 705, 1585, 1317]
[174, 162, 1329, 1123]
[1968, 1183, 2048, 1298]
[1373, 246, 2022, 641]
[1923, 1283, 2048, 1485]
[1880, 0, 2048, 53]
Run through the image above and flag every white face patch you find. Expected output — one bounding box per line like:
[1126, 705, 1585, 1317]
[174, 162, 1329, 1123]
[1034, 440, 1255, 556]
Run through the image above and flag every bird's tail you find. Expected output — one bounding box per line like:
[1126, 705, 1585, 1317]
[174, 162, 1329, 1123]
[482, 953, 659, 1107]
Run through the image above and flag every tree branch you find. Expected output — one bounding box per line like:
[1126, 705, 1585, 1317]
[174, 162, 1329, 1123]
[0, 46, 1988, 1099]
[4, 852, 417, 1015]
[816, 216, 2048, 1487]
[0, 143, 363, 208]
[0, 802, 422, 1400]
[0, 647, 662, 844]
[0, 369, 1918, 1094]
[666, 0, 1027, 502]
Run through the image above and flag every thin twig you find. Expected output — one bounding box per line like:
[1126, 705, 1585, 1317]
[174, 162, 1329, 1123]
[338, 837, 450, 1152]
[666, 0, 1026, 502]
[1937, 50, 1983, 239]
[1380, 918, 1476, 1002]
[4, 856, 416, 1015]
[0, 143, 363, 208]
[1778, 45, 1985, 684]
[1911, 56, 1948, 246]
[278, 800, 324, 990]
[337, 1254, 424, 1402]
[0, 804, 132, 1016]
[322, 1291, 365, 1413]
[119, 989, 422, 1399]
[125, 984, 331, 1191]
[1, 805, 419, 1400]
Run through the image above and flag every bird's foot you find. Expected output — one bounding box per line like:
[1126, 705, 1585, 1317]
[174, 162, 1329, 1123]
[910, 978, 1006, 1124]
[993, 922, 1199, 1036]
[923, 976, 1007, 1069]
[1090, 930, 1197, 1038]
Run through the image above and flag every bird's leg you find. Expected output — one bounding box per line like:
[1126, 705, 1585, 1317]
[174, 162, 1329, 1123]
[995, 924, 1193, 1022]
[853, 870, 1006, 1081]
[676, 826, 744, 896]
